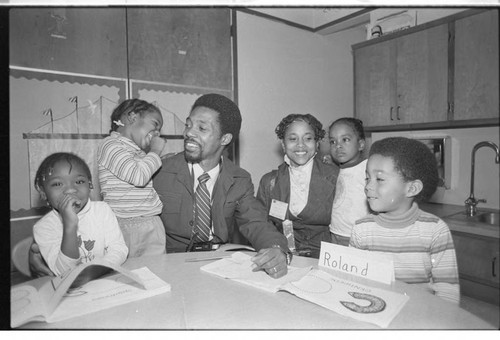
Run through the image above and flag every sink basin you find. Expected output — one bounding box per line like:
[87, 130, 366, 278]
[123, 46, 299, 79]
[445, 211, 500, 226]
[476, 212, 500, 225]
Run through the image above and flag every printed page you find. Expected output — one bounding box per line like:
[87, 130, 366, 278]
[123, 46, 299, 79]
[200, 252, 312, 293]
[46, 267, 171, 323]
[280, 269, 409, 328]
[43, 258, 147, 319]
[11, 284, 47, 328]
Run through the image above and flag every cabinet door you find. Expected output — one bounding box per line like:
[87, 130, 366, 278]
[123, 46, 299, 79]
[396, 24, 449, 124]
[354, 39, 396, 127]
[454, 10, 499, 120]
[452, 233, 500, 286]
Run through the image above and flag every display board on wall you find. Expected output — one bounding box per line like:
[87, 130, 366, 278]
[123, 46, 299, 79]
[10, 7, 235, 210]
[127, 8, 232, 90]
[9, 8, 128, 78]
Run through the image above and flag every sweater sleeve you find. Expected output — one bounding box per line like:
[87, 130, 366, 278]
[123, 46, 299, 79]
[256, 172, 272, 212]
[235, 176, 288, 251]
[428, 219, 461, 304]
[98, 138, 161, 187]
[348, 223, 364, 249]
[33, 213, 80, 276]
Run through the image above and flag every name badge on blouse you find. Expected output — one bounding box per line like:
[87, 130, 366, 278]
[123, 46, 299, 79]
[269, 199, 288, 220]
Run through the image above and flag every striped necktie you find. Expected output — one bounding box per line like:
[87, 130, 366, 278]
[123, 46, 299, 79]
[194, 173, 211, 242]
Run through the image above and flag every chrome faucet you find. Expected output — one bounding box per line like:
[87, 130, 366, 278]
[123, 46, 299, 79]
[465, 141, 500, 216]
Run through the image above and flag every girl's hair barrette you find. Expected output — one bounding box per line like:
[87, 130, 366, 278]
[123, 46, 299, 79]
[113, 120, 125, 127]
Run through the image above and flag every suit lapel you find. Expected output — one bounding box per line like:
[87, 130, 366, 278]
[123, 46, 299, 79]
[171, 153, 194, 196]
[211, 161, 234, 242]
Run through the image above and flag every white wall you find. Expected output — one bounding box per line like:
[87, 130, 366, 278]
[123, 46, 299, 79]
[372, 127, 500, 210]
[236, 11, 365, 189]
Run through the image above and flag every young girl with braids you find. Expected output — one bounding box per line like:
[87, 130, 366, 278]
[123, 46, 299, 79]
[33, 152, 128, 282]
[97, 99, 168, 257]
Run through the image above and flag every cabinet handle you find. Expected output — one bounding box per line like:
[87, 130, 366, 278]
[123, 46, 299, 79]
[390, 107, 394, 121]
[396, 106, 401, 120]
[493, 257, 497, 277]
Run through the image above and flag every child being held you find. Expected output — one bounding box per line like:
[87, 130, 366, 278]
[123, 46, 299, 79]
[98, 99, 168, 257]
[327, 117, 370, 246]
[350, 137, 460, 304]
[33, 152, 128, 280]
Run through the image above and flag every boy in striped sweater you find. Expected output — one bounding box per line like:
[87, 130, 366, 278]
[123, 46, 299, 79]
[350, 137, 460, 304]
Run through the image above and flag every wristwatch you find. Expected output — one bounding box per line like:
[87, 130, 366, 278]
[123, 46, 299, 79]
[271, 244, 293, 265]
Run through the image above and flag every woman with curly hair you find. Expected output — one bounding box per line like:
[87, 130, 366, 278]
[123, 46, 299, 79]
[256, 114, 339, 258]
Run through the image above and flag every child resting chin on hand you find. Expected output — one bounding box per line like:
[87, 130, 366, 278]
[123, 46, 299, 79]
[33, 152, 128, 285]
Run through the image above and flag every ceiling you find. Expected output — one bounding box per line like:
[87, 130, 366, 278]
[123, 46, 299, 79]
[246, 7, 373, 35]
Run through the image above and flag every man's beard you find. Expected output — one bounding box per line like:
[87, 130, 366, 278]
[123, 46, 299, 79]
[184, 149, 202, 163]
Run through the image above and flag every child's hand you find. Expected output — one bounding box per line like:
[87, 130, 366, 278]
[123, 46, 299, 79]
[29, 241, 55, 278]
[56, 194, 80, 227]
[149, 135, 167, 156]
[322, 154, 334, 164]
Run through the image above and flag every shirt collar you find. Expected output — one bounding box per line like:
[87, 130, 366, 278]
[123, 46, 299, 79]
[284, 153, 316, 174]
[339, 157, 366, 169]
[188, 161, 221, 182]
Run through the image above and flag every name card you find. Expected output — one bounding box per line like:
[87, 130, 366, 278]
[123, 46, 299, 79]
[318, 242, 395, 285]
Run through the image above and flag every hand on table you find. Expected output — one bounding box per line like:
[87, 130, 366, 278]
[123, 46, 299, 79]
[251, 247, 288, 279]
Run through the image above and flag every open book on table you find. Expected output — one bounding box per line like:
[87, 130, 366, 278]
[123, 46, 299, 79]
[201, 252, 409, 328]
[11, 258, 170, 328]
[200, 251, 313, 293]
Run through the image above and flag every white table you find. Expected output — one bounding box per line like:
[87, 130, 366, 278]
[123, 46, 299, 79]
[20, 251, 495, 329]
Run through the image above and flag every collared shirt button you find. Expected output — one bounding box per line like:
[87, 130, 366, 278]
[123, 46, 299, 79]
[189, 220, 194, 226]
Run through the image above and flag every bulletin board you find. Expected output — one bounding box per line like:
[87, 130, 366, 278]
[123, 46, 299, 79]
[126, 8, 232, 90]
[10, 7, 235, 210]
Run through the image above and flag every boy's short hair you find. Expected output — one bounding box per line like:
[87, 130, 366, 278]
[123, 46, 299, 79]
[369, 137, 439, 202]
[191, 93, 241, 146]
[35, 152, 92, 190]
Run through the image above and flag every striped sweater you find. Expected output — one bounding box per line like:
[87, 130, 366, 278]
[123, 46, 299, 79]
[350, 203, 460, 304]
[97, 132, 163, 218]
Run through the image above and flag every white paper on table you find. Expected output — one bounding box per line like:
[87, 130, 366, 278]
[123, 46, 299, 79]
[280, 269, 409, 328]
[200, 252, 313, 293]
[47, 267, 171, 323]
[319, 242, 395, 285]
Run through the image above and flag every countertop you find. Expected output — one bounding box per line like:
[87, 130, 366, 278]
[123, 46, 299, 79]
[420, 202, 499, 239]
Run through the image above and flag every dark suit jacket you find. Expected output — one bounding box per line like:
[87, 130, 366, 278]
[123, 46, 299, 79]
[256, 156, 339, 258]
[153, 153, 289, 253]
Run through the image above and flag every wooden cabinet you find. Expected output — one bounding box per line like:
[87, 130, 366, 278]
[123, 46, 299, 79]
[354, 24, 448, 127]
[453, 10, 499, 120]
[451, 231, 500, 305]
[353, 9, 499, 131]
